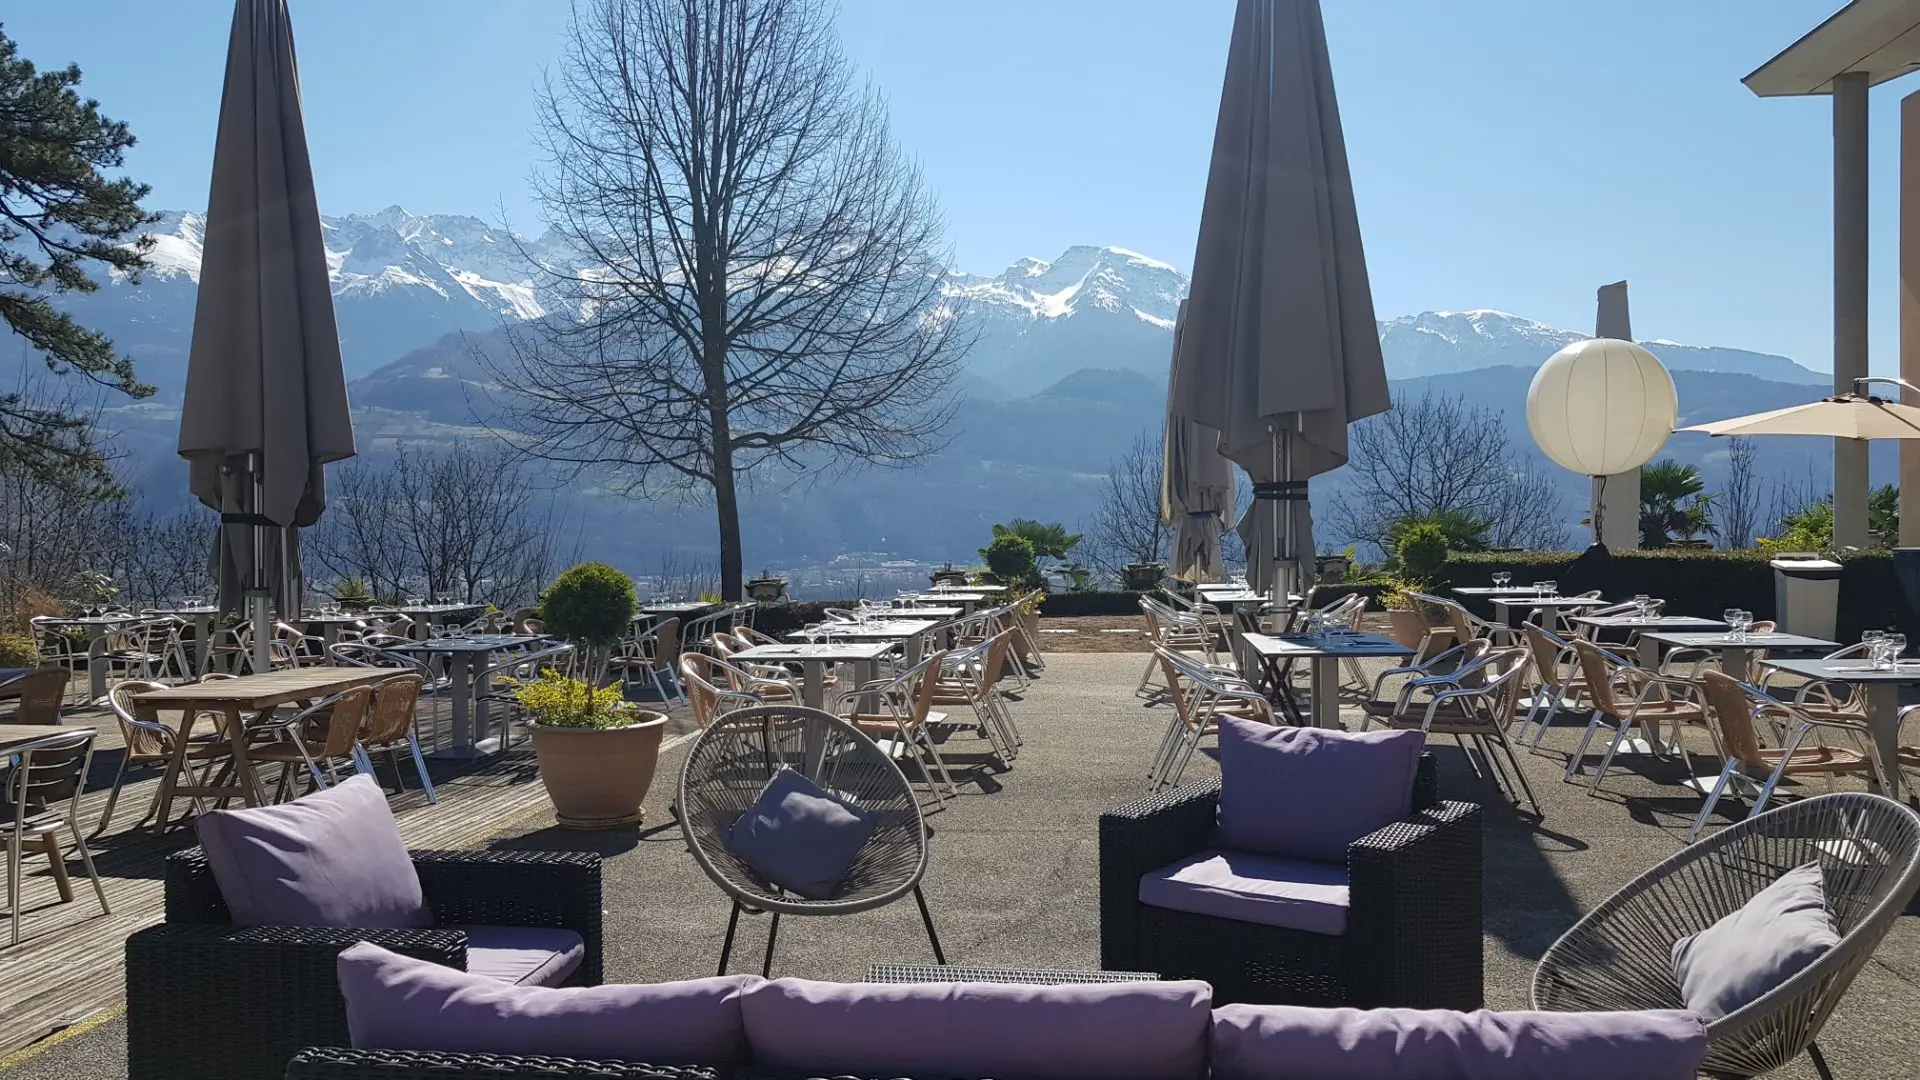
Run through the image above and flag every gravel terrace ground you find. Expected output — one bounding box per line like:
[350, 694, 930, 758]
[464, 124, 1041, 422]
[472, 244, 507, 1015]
[10, 649, 1918, 1079]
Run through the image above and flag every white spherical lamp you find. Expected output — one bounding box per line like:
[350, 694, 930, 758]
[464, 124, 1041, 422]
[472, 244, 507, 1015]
[1526, 338, 1676, 476]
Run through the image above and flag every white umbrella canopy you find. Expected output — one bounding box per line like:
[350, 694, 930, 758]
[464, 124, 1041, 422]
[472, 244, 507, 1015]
[1162, 302, 1236, 582]
[1168, 0, 1390, 599]
[1680, 393, 1920, 440]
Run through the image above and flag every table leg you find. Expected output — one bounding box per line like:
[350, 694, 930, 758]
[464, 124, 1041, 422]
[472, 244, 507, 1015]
[905, 635, 923, 668]
[474, 664, 496, 751]
[1637, 635, 1660, 670]
[1721, 647, 1750, 683]
[87, 632, 109, 701]
[1311, 657, 1339, 729]
[146, 705, 194, 832]
[1863, 682, 1904, 801]
[193, 614, 213, 673]
[802, 662, 825, 709]
[434, 653, 478, 759]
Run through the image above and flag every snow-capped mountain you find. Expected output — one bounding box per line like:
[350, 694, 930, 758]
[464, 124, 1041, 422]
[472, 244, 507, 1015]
[53, 212, 1826, 401]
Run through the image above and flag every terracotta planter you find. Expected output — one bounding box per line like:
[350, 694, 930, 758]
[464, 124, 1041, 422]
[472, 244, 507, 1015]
[1385, 609, 1429, 650]
[528, 712, 668, 829]
[1020, 607, 1042, 664]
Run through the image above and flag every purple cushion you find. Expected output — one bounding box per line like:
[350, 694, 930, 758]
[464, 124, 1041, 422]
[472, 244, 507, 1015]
[1671, 862, 1839, 1020]
[741, 976, 1211, 1080]
[1215, 717, 1424, 863]
[194, 774, 431, 928]
[1138, 849, 1348, 935]
[724, 767, 876, 900]
[1210, 1004, 1709, 1080]
[337, 942, 757, 1064]
[461, 925, 585, 987]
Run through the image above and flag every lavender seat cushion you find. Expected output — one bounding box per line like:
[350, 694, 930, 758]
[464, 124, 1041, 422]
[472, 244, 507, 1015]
[194, 773, 431, 928]
[1138, 849, 1348, 935]
[741, 976, 1211, 1080]
[1671, 862, 1840, 1020]
[1215, 717, 1424, 863]
[460, 925, 586, 987]
[1210, 1004, 1709, 1080]
[724, 767, 876, 900]
[338, 942, 758, 1065]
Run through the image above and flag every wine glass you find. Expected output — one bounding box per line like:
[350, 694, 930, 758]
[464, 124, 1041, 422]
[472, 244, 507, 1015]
[1532, 581, 1547, 599]
[1886, 632, 1907, 667]
[1541, 580, 1558, 598]
[1492, 572, 1511, 589]
[1723, 609, 1743, 640]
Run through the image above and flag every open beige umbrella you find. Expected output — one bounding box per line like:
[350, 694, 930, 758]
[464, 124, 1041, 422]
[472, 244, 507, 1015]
[179, 0, 354, 670]
[1162, 301, 1236, 582]
[1681, 380, 1920, 440]
[1168, 0, 1390, 599]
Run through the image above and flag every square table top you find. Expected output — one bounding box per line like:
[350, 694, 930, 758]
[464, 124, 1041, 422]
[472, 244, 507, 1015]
[733, 642, 898, 663]
[1452, 586, 1552, 597]
[890, 605, 963, 619]
[1242, 632, 1416, 659]
[1640, 631, 1839, 652]
[791, 619, 937, 641]
[45, 615, 142, 629]
[636, 602, 720, 615]
[0, 724, 95, 756]
[1570, 614, 1727, 631]
[1196, 590, 1269, 605]
[370, 603, 485, 617]
[302, 613, 372, 624]
[898, 592, 987, 603]
[935, 583, 1008, 593]
[131, 667, 394, 710]
[1487, 595, 1609, 609]
[1762, 658, 1920, 684]
[144, 606, 219, 616]
[393, 634, 547, 654]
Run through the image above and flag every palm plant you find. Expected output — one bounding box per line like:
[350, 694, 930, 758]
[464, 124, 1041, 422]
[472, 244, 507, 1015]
[1639, 459, 1719, 548]
[1382, 508, 1490, 555]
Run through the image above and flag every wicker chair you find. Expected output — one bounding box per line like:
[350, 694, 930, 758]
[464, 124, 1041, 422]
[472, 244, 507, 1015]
[677, 705, 944, 977]
[1533, 792, 1920, 1079]
[1099, 754, 1483, 1008]
[7, 667, 69, 724]
[126, 848, 604, 1080]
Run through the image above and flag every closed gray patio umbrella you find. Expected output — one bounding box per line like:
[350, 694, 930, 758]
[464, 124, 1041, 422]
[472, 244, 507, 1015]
[1162, 301, 1236, 582]
[1168, 0, 1390, 601]
[179, 0, 354, 670]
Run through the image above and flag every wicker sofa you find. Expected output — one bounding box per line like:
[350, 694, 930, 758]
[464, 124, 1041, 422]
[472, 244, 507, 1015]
[1099, 755, 1485, 1009]
[125, 847, 604, 1080]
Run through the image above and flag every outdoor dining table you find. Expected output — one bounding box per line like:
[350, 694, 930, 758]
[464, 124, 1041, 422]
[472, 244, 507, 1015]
[1761, 657, 1920, 800]
[1568, 614, 1727, 668]
[372, 603, 486, 639]
[891, 604, 963, 620]
[935, 583, 1007, 594]
[302, 612, 373, 643]
[392, 634, 547, 757]
[791, 619, 938, 666]
[44, 614, 142, 700]
[1241, 631, 1415, 729]
[1484, 594, 1609, 629]
[144, 606, 220, 670]
[730, 641, 896, 709]
[898, 591, 988, 613]
[638, 601, 720, 616]
[130, 667, 396, 824]
[1638, 630, 1839, 683]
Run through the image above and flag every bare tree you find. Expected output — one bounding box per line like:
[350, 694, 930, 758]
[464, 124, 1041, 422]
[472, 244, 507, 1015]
[110, 503, 216, 604]
[1325, 391, 1566, 553]
[307, 457, 410, 602]
[1718, 436, 1760, 549]
[1082, 430, 1171, 581]
[485, 0, 967, 599]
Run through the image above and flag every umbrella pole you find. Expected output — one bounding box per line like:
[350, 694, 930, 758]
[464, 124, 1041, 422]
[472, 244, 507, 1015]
[250, 454, 272, 674]
[1273, 427, 1294, 611]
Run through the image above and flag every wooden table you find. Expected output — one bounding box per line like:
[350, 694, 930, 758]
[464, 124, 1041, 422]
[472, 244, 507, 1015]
[730, 642, 896, 709]
[1569, 614, 1726, 667]
[1242, 632, 1415, 728]
[393, 634, 546, 756]
[1761, 657, 1920, 800]
[1639, 630, 1838, 682]
[131, 668, 396, 823]
[791, 619, 938, 666]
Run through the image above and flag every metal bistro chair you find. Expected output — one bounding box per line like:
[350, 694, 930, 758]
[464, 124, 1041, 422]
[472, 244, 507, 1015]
[95, 680, 235, 836]
[1513, 621, 1588, 753]
[355, 673, 434, 803]
[1691, 671, 1878, 843]
[678, 705, 944, 977]
[1564, 638, 1708, 794]
[1362, 645, 1541, 815]
[679, 654, 768, 730]
[4, 730, 111, 945]
[1533, 792, 1920, 1079]
[245, 687, 376, 803]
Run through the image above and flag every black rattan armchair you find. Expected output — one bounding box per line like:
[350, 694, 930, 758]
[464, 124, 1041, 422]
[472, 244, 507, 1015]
[285, 1049, 720, 1080]
[1098, 754, 1484, 1009]
[126, 848, 603, 1080]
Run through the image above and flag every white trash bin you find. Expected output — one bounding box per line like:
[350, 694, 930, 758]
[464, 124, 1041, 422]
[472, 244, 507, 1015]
[1770, 555, 1842, 641]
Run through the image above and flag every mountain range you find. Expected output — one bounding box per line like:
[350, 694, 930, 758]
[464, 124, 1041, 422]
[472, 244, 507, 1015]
[30, 207, 1849, 565]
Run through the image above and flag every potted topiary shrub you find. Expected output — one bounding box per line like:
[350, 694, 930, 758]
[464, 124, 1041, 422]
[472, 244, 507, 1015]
[333, 574, 374, 612]
[930, 563, 970, 588]
[0, 632, 39, 670]
[539, 561, 638, 679]
[513, 670, 667, 829]
[1122, 562, 1166, 591]
[1379, 584, 1429, 649]
[746, 570, 788, 602]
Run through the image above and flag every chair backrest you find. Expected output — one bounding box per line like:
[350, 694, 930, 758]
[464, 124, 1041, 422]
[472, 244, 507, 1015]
[12, 668, 68, 724]
[1532, 791, 1920, 1077]
[313, 686, 376, 759]
[7, 730, 96, 815]
[734, 626, 780, 649]
[1570, 639, 1624, 716]
[904, 649, 949, 724]
[364, 674, 425, 746]
[709, 633, 738, 655]
[652, 617, 682, 666]
[1522, 622, 1574, 690]
[107, 678, 172, 758]
[680, 654, 728, 728]
[1698, 670, 1772, 769]
[677, 705, 927, 912]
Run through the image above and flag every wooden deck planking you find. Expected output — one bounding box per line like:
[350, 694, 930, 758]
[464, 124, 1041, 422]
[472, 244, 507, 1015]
[0, 692, 585, 1056]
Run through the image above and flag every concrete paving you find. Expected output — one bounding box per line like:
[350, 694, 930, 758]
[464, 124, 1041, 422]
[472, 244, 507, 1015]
[9, 651, 1918, 1078]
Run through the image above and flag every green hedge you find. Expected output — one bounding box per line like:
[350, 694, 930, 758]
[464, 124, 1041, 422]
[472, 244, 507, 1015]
[1039, 591, 1146, 617]
[1442, 549, 1915, 641]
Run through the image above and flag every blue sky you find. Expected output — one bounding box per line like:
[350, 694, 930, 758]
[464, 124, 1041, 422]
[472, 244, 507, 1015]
[4, 1, 1904, 373]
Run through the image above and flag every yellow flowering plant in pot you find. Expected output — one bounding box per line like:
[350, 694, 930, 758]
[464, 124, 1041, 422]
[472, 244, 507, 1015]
[512, 669, 667, 829]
